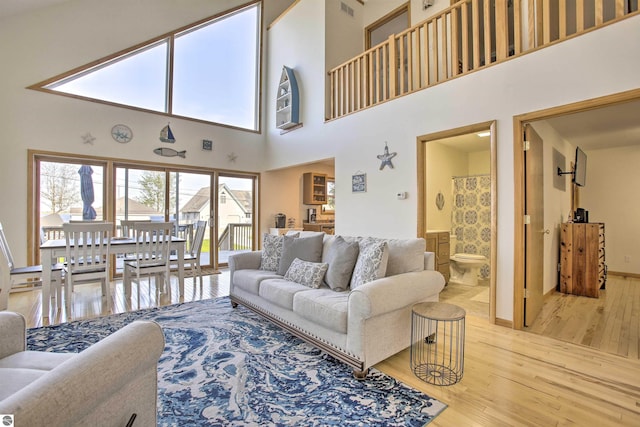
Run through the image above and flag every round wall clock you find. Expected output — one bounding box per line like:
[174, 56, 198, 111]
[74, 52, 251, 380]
[111, 124, 133, 143]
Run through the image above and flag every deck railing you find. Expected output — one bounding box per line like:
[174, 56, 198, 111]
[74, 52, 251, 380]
[328, 0, 638, 120]
[218, 223, 253, 251]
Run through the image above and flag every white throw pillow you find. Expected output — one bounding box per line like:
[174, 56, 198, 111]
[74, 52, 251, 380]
[350, 238, 389, 289]
[284, 258, 329, 288]
[259, 233, 299, 271]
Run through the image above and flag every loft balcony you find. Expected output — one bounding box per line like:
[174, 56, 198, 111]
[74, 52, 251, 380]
[327, 0, 639, 120]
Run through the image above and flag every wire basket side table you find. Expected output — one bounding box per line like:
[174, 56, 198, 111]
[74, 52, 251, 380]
[410, 302, 466, 386]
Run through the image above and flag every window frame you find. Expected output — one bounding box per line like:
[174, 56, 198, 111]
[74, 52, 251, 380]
[27, 1, 263, 133]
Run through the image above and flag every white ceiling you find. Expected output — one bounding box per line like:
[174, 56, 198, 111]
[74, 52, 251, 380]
[0, 0, 70, 19]
[544, 99, 640, 151]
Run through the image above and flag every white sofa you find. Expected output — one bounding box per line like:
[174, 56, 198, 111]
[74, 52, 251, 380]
[229, 233, 445, 378]
[0, 312, 165, 426]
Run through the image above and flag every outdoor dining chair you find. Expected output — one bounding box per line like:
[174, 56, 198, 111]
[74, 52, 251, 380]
[0, 222, 64, 311]
[62, 222, 113, 312]
[123, 221, 173, 298]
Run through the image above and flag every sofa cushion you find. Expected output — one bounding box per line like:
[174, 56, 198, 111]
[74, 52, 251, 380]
[233, 269, 282, 295]
[259, 278, 310, 310]
[277, 233, 324, 275]
[293, 289, 349, 334]
[350, 238, 389, 290]
[384, 238, 426, 276]
[284, 258, 329, 289]
[259, 233, 299, 271]
[323, 236, 359, 291]
[0, 368, 47, 401]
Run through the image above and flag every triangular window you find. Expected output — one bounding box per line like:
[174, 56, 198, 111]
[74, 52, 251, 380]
[31, 2, 261, 132]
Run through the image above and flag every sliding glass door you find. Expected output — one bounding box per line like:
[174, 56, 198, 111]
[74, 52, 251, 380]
[30, 152, 258, 270]
[217, 174, 255, 266]
[169, 171, 212, 268]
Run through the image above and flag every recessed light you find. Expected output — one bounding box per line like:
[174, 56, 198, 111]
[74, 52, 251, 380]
[477, 131, 491, 137]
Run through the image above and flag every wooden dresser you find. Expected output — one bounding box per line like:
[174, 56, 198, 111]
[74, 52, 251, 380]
[425, 231, 450, 284]
[559, 222, 606, 298]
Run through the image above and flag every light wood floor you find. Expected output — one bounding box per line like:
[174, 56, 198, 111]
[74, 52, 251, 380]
[526, 275, 640, 360]
[7, 273, 640, 426]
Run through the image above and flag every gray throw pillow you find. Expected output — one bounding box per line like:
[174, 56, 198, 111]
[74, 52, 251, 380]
[284, 258, 329, 289]
[350, 237, 389, 290]
[277, 233, 324, 275]
[324, 236, 359, 291]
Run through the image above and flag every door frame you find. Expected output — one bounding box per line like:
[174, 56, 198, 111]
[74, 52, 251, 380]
[364, 2, 410, 50]
[417, 120, 498, 324]
[512, 87, 640, 329]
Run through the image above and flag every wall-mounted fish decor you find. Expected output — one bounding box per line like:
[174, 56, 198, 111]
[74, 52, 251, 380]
[160, 123, 176, 143]
[154, 147, 186, 158]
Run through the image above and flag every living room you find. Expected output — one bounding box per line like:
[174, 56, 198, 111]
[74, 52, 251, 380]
[2, 0, 640, 425]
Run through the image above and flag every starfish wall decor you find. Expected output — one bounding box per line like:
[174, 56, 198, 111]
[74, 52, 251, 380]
[81, 132, 96, 145]
[377, 142, 397, 170]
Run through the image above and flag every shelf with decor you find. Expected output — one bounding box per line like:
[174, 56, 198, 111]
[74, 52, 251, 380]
[276, 66, 301, 132]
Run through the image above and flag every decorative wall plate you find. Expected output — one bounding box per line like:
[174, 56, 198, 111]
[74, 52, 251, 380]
[111, 124, 133, 143]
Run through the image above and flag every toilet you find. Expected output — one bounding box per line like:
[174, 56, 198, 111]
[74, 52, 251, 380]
[449, 236, 487, 286]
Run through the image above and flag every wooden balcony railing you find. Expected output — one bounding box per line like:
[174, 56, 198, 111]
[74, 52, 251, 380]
[328, 0, 638, 120]
[218, 223, 253, 251]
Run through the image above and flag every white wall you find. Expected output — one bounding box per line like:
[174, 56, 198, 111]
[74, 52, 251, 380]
[267, 4, 640, 321]
[582, 145, 640, 275]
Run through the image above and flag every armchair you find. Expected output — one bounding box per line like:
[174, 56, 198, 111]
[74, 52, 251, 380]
[0, 312, 164, 426]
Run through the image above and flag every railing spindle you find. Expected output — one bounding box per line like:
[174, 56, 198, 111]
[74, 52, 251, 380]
[559, 0, 567, 38]
[483, 0, 491, 66]
[543, 0, 552, 44]
[451, 8, 460, 76]
[495, 0, 509, 61]
[513, 0, 523, 54]
[461, 2, 470, 73]
[576, 0, 585, 32]
[442, 15, 449, 79]
[470, 0, 479, 69]
[595, 0, 604, 25]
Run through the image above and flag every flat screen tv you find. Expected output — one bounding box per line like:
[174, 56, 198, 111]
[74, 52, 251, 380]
[573, 146, 587, 186]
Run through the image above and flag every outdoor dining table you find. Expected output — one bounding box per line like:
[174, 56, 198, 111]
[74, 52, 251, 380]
[40, 236, 186, 318]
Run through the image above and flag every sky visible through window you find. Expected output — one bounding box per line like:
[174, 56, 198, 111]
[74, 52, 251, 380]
[47, 4, 260, 131]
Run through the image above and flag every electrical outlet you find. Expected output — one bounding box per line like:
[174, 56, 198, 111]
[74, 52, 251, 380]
[624, 256, 631, 263]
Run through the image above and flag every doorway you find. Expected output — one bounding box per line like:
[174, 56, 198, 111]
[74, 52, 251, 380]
[513, 88, 640, 338]
[417, 120, 497, 322]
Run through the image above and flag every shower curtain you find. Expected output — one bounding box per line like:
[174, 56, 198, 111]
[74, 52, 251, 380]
[452, 175, 491, 279]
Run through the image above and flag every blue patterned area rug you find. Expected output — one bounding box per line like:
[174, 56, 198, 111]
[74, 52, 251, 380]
[27, 297, 447, 426]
